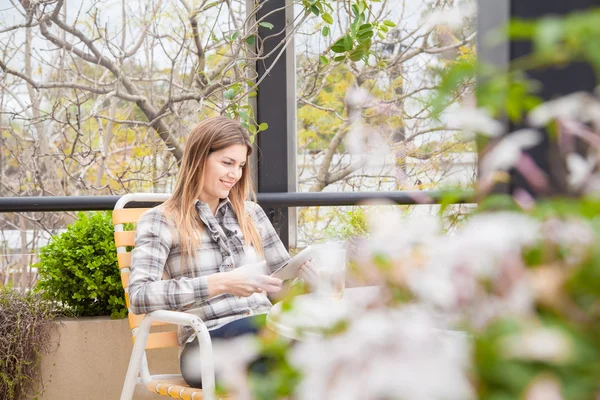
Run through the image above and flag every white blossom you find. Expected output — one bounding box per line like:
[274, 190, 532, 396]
[501, 327, 573, 364]
[525, 375, 564, 400]
[365, 206, 441, 259]
[528, 92, 600, 127]
[407, 212, 539, 319]
[480, 129, 541, 175]
[345, 86, 375, 111]
[447, 107, 505, 138]
[423, 3, 476, 30]
[211, 335, 260, 400]
[566, 153, 596, 190]
[542, 218, 595, 266]
[291, 306, 474, 400]
[345, 122, 368, 154]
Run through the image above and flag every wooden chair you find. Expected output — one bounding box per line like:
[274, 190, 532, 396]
[113, 193, 216, 400]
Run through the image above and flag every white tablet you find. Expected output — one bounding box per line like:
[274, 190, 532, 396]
[270, 242, 345, 281]
[270, 245, 320, 281]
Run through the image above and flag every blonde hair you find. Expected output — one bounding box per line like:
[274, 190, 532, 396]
[163, 116, 263, 264]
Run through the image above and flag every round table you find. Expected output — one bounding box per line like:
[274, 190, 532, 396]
[266, 286, 381, 340]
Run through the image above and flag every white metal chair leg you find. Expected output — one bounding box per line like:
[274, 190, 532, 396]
[120, 318, 152, 400]
[193, 319, 216, 400]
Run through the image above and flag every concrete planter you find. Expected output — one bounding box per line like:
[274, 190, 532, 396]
[38, 316, 180, 400]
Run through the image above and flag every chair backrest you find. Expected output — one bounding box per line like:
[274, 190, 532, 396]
[113, 194, 178, 350]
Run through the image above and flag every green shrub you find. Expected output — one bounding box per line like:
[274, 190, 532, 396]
[34, 211, 127, 318]
[0, 286, 60, 399]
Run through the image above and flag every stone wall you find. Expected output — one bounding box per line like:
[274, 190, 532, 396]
[38, 316, 180, 400]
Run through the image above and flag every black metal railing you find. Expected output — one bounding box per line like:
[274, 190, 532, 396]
[0, 191, 474, 213]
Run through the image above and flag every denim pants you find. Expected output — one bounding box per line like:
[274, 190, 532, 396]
[179, 315, 267, 388]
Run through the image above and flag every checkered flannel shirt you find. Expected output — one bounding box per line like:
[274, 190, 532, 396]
[128, 199, 290, 345]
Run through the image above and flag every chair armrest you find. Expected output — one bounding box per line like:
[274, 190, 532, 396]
[144, 309, 207, 327]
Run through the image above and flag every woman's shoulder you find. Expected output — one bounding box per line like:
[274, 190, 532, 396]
[138, 204, 170, 223]
[244, 201, 274, 229]
[136, 205, 178, 232]
[244, 200, 266, 217]
[244, 200, 258, 211]
[135, 205, 176, 243]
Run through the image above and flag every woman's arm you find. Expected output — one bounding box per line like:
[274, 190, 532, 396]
[128, 208, 211, 314]
[208, 265, 281, 297]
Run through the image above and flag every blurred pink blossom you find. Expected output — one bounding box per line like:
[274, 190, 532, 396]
[291, 306, 474, 400]
[480, 129, 541, 176]
[528, 92, 600, 128]
[447, 107, 505, 138]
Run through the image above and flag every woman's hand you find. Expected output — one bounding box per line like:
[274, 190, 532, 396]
[298, 259, 318, 288]
[208, 261, 283, 297]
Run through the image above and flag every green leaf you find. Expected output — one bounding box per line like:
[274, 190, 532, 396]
[322, 13, 333, 24]
[322, 26, 330, 37]
[201, 1, 219, 11]
[259, 21, 274, 30]
[357, 30, 374, 42]
[349, 49, 366, 61]
[343, 34, 354, 51]
[331, 37, 347, 53]
[259, 122, 269, 131]
[248, 91, 258, 98]
[310, 5, 319, 16]
[223, 88, 235, 100]
[357, 1, 366, 14]
[245, 35, 256, 46]
[238, 110, 249, 121]
[356, 38, 372, 51]
[249, 124, 257, 134]
[357, 23, 372, 32]
[333, 55, 346, 62]
[319, 55, 329, 65]
[534, 17, 564, 55]
[383, 19, 396, 27]
[507, 18, 537, 40]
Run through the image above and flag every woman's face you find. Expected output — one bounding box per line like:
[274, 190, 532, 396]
[199, 144, 248, 206]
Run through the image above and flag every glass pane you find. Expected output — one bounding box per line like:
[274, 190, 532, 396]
[294, 0, 478, 246]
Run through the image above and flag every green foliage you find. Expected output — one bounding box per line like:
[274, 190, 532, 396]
[250, 336, 302, 399]
[508, 9, 600, 75]
[222, 81, 268, 142]
[430, 57, 541, 126]
[325, 207, 369, 240]
[301, 0, 391, 65]
[0, 286, 60, 399]
[34, 211, 126, 318]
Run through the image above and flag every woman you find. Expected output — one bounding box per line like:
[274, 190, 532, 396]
[128, 116, 305, 388]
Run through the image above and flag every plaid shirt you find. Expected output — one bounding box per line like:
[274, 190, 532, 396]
[128, 199, 290, 345]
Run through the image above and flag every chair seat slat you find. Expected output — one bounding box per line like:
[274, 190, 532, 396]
[117, 252, 131, 269]
[114, 231, 136, 247]
[128, 312, 171, 329]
